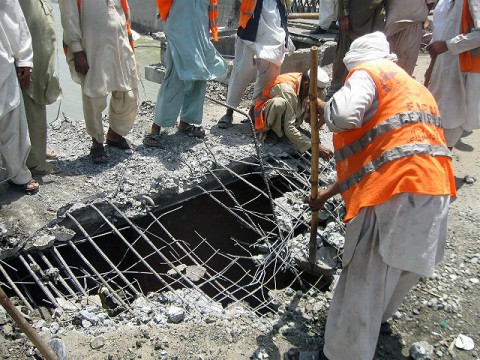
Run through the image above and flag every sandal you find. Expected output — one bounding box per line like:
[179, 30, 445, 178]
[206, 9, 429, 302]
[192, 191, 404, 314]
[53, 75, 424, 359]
[89, 145, 108, 164]
[8, 179, 39, 194]
[178, 124, 206, 138]
[30, 162, 62, 175]
[106, 137, 135, 150]
[143, 133, 164, 148]
[217, 114, 233, 129]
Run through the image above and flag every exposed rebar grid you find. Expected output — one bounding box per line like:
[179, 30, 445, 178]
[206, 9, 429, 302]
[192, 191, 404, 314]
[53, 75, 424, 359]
[0, 101, 345, 318]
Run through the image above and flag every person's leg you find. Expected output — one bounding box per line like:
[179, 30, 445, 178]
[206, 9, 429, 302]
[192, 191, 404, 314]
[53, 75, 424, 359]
[154, 48, 184, 129]
[0, 101, 36, 190]
[218, 38, 257, 127]
[107, 88, 138, 148]
[82, 91, 108, 162]
[252, 59, 281, 106]
[318, 0, 337, 30]
[83, 92, 108, 145]
[382, 271, 421, 323]
[443, 127, 464, 149]
[23, 94, 61, 174]
[387, 23, 423, 76]
[180, 80, 206, 126]
[23, 94, 46, 169]
[323, 208, 398, 360]
[326, 30, 351, 99]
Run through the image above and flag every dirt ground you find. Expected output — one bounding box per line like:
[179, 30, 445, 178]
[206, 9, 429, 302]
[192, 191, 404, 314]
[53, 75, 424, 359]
[1, 52, 479, 360]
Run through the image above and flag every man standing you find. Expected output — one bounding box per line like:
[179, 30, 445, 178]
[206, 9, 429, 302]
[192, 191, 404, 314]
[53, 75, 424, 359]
[0, 0, 39, 194]
[19, 0, 63, 175]
[326, 0, 385, 99]
[59, 0, 139, 163]
[143, 0, 227, 144]
[384, 0, 435, 75]
[426, 0, 480, 148]
[254, 67, 332, 158]
[310, 32, 455, 360]
[216, 0, 292, 128]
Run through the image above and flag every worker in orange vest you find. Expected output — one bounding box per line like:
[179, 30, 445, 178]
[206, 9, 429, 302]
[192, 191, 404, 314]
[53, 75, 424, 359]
[216, 0, 292, 129]
[309, 32, 456, 360]
[143, 0, 226, 143]
[254, 67, 332, 159]
[426, 0, 480, 149]
[59, 0, 139, 164]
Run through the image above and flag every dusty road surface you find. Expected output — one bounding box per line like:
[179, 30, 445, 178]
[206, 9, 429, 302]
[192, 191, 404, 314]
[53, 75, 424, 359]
[0, 52, 479, 360]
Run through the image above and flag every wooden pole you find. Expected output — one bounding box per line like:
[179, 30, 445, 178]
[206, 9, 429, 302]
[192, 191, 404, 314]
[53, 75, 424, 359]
[309, 47, 319, 270]
[0, 286, 58, 360]
[288, 13, 319, 20]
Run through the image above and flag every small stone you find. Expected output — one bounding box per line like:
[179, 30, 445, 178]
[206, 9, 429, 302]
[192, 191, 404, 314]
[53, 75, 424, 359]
[469, 278, 479, 284]
[410, 341, 434, 360]
[81, 319, 92, 328]
[48, 338, 67, 360]
[90, 336, 105, 350]
[254, 347, 269, 359]
[284, 288, 295, 297]
[393, 311, 403, 319]
[0, 307, 8, 325]
[154, 341, 163, 351]
[463, 175, 476, 184]
[50, 322, 60, 334]
[167, 306, 185, 324]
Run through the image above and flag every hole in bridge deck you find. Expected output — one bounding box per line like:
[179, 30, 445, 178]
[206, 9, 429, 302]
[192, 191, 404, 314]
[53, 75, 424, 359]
[0, 171, 330, 314]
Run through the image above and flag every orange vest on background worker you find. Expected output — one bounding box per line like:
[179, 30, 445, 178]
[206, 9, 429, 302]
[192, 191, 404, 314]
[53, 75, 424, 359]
[156, 0, 219, 41]
[459, 0, 480, 72]
[333, 59, 456, 222]
[254, 72, 301, 130]
[64, 0, 134, 54]
[239, 0, 257, 28]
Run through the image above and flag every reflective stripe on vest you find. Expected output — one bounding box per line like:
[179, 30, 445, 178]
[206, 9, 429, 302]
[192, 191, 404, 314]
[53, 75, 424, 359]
[334, 111, 442, 162]
[254, 72, 301, 130]
[333, 59, 455, 222]
[239, 0, 257, 28]
[460, 0, 480, 72]
[64, 0, 134, 55]
[156, 0, 219, 41]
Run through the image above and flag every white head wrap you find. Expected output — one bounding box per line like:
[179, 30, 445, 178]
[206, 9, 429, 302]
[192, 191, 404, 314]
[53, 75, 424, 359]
[307, 66, 330, 89]
[343, 32, 398, 71]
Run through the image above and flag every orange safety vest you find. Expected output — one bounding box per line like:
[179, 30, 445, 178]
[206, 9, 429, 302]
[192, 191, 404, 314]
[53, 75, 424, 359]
[63, 0, 134, 55]
[239, 0, 257, 29]
[254, 72, 301, 130]
[459, 0, 480, 72]
[333, 59, 456, 222]
[156, 0, 219, 41]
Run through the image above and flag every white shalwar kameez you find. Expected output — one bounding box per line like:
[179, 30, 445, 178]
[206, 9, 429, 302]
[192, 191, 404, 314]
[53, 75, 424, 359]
[317, 0, 337, 31]
[59, 0, 139, 143]
[428, 0, 480, 147]
[321, 34, 451, 360]
[0, 0, 34, 185]
[227, 0, 292, 107]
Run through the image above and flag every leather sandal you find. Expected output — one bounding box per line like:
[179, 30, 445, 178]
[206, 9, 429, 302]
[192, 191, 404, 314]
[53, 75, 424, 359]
[8, 179, 39, 194]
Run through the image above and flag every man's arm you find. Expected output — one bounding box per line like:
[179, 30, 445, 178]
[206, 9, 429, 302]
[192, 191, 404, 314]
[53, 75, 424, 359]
[11, 0, 32, 91]
[427, 0, 480, 56]
[59, 0, 89, 74]
[309, 182, 340, 211]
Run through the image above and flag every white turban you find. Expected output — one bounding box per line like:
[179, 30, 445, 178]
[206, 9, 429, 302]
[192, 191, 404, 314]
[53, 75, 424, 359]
[343, 32, 398, 71]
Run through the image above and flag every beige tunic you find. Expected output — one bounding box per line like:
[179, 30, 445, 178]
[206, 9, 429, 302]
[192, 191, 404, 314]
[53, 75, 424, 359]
[59, 0, 138, 98]
[260, 81, 311, 153]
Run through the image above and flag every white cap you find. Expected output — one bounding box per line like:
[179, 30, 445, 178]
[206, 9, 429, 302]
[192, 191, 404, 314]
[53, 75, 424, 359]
[308, 66, 329, 89]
